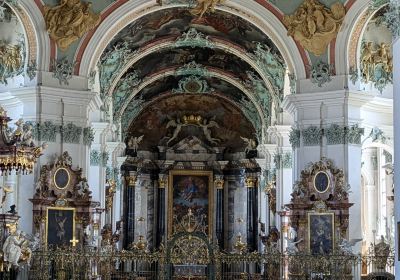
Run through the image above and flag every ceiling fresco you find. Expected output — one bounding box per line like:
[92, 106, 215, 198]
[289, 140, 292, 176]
[123, 47, 260, 82]
[126, 94, 256, 152]
[103, 8, 280, 56]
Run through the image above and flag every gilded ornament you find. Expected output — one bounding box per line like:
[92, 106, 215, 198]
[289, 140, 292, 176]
[360, 42, 393, 93]
[190, 0, 225, 19]
[283, 0, 346, 56]
[245, 176, 257, 188]
[43, 0, 101, 51]
[0, 42, 23, 84]
[214, 175, 224, 189]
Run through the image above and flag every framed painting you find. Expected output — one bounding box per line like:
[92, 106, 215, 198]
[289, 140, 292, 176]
[46, 207, 75, 247]
[308, 212, 334, 255]
[168, 170, 213, 237]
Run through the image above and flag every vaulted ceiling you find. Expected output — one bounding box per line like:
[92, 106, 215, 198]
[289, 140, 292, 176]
[96, 6, 288, 149]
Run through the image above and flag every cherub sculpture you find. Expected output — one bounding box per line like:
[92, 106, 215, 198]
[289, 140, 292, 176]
[127, 135, 144, 153]
[338, 237, 362, 255]
[240, 136, 258, 153]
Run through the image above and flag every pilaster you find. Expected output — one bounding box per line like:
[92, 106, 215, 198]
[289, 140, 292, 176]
[283, 89, 365, 244]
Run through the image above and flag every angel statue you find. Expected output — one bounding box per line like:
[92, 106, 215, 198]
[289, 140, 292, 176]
[127, 135, 144, 153]
[190, 0, 225, 19]
[338, 237, 362, 255]
[166, 118, 185, 145]
[200, 119, 220, 145]
[240, 136, 258, 153]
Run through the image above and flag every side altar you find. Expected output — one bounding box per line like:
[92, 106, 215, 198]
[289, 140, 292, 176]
[30, 152, 100, 248]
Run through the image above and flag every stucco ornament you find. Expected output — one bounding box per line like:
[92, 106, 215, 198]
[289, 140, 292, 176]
[283, 0, 346, 56]
[360, 42, 393, 93]
[44, 0, 100, 51]
[190, 0, 225, 18]
[0, 42, 23, 85]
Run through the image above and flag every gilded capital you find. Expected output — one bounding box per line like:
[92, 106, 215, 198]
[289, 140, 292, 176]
[283, 0, 345, 56]
[44, 0, 101, 51]
[245, 176, 257, 188]
[214, 175, 224, 189]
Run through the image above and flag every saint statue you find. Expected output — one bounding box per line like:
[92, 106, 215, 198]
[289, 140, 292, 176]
[3, 230, 24, 269]
[44, 0, 101, 51]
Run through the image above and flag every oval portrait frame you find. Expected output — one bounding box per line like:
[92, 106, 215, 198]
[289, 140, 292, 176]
[53, 167, 71, 189]
[313, 170, 330, 194]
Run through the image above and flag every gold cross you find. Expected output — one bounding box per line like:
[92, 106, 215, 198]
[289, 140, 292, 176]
[70, 237, 79, 247]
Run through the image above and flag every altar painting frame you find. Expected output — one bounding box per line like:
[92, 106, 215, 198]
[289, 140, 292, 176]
[46, 207, 76, 247]
[168, 170, 213, 237]
[308, 212, 334, 254]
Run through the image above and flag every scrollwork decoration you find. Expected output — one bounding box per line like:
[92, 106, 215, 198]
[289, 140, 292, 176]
[310, 61, 332, 87]
[51, 58, 76, 85]
[61, 123, 82, 144]
[83, 127, 94, 146]
[302, 126, 322, 146]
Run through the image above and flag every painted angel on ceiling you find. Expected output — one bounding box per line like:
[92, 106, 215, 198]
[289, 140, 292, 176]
[190, 0, 225, 19]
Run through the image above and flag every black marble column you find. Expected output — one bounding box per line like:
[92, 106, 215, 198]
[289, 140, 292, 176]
[247, 184, 258, 251]
[123, 174, 136, 249]
[216, 186, 224, 248]
[156, 186, 165, 248]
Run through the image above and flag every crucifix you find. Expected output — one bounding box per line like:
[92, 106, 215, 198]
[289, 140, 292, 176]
[70, 237, 79, 247]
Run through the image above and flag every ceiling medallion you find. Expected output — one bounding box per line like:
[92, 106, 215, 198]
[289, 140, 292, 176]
[283, 0, 346, 56]
[172, 76, 213, 94]
[0, 106, 46, 175]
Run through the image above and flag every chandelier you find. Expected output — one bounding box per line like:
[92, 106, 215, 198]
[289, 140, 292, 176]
[0, 106, 45, 175]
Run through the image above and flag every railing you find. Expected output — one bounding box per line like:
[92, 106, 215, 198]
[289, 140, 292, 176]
[2, 248, 394, 279]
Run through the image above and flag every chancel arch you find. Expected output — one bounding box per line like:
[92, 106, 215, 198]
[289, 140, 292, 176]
[1, 0, 399, 279]
[78, 1, 306, 80]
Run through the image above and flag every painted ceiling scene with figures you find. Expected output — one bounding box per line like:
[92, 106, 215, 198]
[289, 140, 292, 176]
[0, 0, 398, 279]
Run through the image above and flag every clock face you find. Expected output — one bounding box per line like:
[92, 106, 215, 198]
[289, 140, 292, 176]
[53, 168, 70, 189]
[314, 171, 330, 193]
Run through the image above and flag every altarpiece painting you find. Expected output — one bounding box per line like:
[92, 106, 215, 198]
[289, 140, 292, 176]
[46, 207, 75, 247]
[168, 170, 213, 237]
[308, 212, 334, 255]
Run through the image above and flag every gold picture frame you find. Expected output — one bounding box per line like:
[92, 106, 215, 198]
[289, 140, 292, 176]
[53, 167, 71, 189]
[46, 207, 76, 247]
[168, 170, 213, 237]
[308, 212, 334, 254]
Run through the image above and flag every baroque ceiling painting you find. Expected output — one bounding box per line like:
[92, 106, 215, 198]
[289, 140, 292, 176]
[126, 94, 255, 151]
[96, 4, 286, 148]
[0, 0, 398, 278]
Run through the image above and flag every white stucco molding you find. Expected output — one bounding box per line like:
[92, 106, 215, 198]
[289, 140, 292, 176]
[78, 0, 306, 80]
[20, 0, 51, 72]
[335, 0, 369, 75]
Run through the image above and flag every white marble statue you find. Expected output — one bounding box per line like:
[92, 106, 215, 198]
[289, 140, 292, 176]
[240, 136, 257, 153]
[285, 236, 303, 254]
[22, 124, 34, 146]
[127, 134, 144, 152]
[3, 230, 24, 269]
[166, 118, 185, 145]
[200, 119, 220, 145]
[338, 238, 362, 255]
